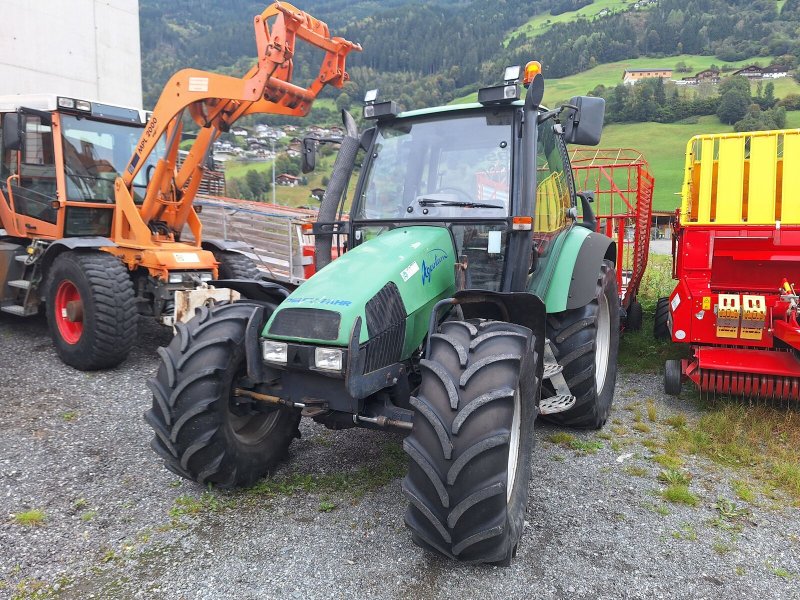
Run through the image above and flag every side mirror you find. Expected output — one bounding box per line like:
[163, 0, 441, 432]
[3, 113, 23, 151]
[301, 137, 317, 173]
[562, 96, 605, 146]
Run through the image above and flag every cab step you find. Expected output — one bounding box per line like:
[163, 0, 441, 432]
[7, 280, 31, 290]
[539, 394, 577, 415]
[543, 362, 564, 379]
[14, 255, 30, 263]
[1, 304, 37, 317]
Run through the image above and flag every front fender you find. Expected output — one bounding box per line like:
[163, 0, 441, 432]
[535, 227, 615, 313]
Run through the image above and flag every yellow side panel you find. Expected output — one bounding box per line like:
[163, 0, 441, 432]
[782, 132, 800, 223]
[715, 137, 745, 223]
[696, 138, 715, 224]
[747, 135, 777, 224]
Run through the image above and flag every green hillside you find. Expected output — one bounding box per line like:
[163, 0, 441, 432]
[600, 111, 800, 212]
[503, 0, 644, 45]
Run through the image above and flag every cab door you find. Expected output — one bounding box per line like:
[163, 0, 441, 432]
[1, 111, 61, 239]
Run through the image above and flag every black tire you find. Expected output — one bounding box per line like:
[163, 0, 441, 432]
[654, 296, 671, 340]
[626, 299, 643, 332]
[213, 250, 260, 279]
[145, 302, 300, 488]
[403, 320, 542, 564]
[45, 251, 137, 370]
[542, 260, 620, 429]
[664, 359, 683, 396]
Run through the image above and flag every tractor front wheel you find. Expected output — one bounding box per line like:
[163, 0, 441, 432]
[213, 250, 260, 280]
[145, 302, 300, 488]
[654, 296, 671, 340]
[45, 251, 137, 370]
[541, 259, 620, 429]
[403, 320, 541, 565]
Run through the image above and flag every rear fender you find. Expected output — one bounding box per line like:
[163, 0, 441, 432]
[201, 239, 250, 253]
[539, 228, 615, 313]
[40, 237, 117, 294]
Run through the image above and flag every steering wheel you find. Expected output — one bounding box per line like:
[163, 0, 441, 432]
[433, 186, 473, 202]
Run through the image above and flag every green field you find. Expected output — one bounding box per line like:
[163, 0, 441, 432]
[504, 0, 644, 45]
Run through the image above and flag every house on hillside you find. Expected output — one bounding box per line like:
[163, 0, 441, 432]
[730, 65, 789, 80]
[623, 68, 673, 85]
[679, 68, 721, 85]
[276, 173, 300, 187]
[310, 187, 325, 201]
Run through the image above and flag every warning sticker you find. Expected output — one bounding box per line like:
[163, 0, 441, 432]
[173, 253, 200, 264]
[671, 294, 681, 311]
[188, 77, 209, 92]
[400, 262, 419, 282]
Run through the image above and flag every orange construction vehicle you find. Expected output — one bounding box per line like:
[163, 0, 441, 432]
[0, 2, 359, 370]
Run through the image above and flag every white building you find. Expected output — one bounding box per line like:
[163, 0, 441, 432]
[0, 0, 142, 108]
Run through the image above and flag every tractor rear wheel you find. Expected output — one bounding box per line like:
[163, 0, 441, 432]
[213, 250, 260, 279]
[541, 260, 620, 429]
[654, 297, 671, 340]
[403, 319, 542, 565]
[45, 251, 137, 370]
[145, 302, 300, 488]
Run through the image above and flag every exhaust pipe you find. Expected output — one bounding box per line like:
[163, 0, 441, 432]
[315, 110, 360, 270]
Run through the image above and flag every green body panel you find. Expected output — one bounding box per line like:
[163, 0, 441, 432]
[529, 225, 592, 313]
[263, 226, 457, 356]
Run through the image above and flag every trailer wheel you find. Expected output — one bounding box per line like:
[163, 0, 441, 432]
[541, 260, 620, 429]
[626, 299, 643, 332]
[654, 297, 671, 340]
[664, 359, 683, 396]
[45, 251, 137, 370]
[403, 320, 542, 565]
[213, 250, 260, 279]
[145, 302, 300, 488]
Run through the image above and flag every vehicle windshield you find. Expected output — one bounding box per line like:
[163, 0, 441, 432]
[355, 111, 512, 220]
[60, 114, 164, 203]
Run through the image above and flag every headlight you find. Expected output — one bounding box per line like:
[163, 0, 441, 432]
[199, 272, 213, 282]
[262, 340, 288, 363]
[314, 347, 343, 371]
[168, 273, 184, 284]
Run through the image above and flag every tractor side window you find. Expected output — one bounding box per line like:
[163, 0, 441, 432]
[534, 122, 571, 259]
[10, 115, 58, 224]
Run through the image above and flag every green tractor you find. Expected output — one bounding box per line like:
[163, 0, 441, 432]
[146, 64, 619, 565]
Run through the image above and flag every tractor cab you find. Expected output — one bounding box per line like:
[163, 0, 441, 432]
[0, 94, 161, 240]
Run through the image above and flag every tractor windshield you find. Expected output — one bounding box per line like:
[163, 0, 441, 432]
[355, 112, 512, 220]
[60, 115, 164, 203]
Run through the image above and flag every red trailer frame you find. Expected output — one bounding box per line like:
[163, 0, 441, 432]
[570, 148, 655, 324]
[663, 130, 800, 400]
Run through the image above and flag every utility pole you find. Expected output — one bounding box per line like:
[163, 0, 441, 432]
[271, 137, 277, 205]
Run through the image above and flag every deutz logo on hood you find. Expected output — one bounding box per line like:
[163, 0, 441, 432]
[286, 296, 352, 307]
[421, 248, 448, 285]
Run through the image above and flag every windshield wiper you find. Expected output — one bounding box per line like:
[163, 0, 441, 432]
[417, 197, 503, 209]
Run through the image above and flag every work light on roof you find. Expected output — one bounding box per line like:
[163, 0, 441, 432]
[504, 65, 521, 83]
[364, 89, 379, 104]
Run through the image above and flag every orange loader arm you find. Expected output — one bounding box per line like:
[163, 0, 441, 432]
[112, 1, 360, 248]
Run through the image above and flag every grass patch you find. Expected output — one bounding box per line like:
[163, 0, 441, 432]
[80, 511, 97, 522]
[713, 540, 734, 555]
[318, 500, 336, 513]
[658, 469, 692, 486]
[646, 400, 658, 423]
[61, 411, 78, 422]
[547, 432, 576, 445]
[732, 480, 756, 503]
[169, 492, 233, 519]
[569, 439, 604, 454]
[632, 422, 651, 434]
[246, 441, 406, 500]
[652, 454, 683, 469]
[767, 562, 796, 580]
[662, 484, 699, 507]
[624, 465, 649, 477]
[671, 523, 698, 541]
[13, 510, 45, 526]
[665, 414, 688, 429]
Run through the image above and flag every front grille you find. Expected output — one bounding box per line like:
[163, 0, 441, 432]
[363, 282, 407, 372]
[269, 308, 340, 341]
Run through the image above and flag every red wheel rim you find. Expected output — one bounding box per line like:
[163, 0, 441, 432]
[54, 280, 83, 344]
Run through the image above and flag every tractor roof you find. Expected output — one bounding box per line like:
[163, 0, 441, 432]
[396, 100, 524, 120]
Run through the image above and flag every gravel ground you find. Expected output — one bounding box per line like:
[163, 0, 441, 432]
[1, 313, 799, 599]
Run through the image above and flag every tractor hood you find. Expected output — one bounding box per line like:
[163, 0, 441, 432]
[263, 226, 456, 356]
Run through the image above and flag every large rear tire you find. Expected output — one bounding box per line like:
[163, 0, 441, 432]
[403, 320, 542, 564]
[213, 250, 260, 279]
[542, 260, 620, 429]
[654, 296, 671, 340]
[45, 251, 137, 370]
[145, 302, 300, 488]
